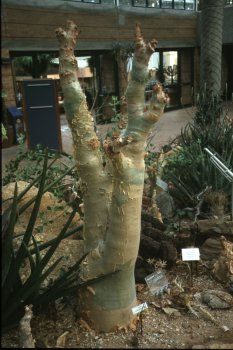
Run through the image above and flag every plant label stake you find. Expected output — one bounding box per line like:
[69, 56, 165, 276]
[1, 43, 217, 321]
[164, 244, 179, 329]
[132, 302, 148, 335]
[145, 269, 169, 296]
[181, 248, 200, 287]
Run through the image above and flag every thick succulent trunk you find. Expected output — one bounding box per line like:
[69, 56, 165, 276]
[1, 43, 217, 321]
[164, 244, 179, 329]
[55, 22, 112, 253]
[56, 21, 167, 332]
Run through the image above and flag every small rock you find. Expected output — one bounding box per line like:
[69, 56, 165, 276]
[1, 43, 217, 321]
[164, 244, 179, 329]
[156, 191, 175, 220]
[157, 329, 165, 334]
[192, 344, 233, 349]
[201, 290, 233, 309]
[200, 238, 223, 260]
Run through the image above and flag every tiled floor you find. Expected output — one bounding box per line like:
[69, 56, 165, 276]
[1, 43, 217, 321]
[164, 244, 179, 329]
[2, 102, 233, 177]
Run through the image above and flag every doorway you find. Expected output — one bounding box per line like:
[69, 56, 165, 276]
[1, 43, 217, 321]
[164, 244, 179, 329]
[146, 50, 180, 109]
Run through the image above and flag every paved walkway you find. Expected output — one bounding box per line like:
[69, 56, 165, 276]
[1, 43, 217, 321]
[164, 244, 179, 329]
[2, 102, 233, 176]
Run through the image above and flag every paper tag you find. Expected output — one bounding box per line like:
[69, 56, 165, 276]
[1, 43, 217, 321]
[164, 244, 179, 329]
[132, 302, 148, 315]
[156, 178, 168, 191]
[181, 248, 200, 261]
[145, 270, 169, 296]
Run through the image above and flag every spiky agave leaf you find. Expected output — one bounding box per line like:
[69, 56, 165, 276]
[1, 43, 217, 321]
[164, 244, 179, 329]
[1, 148, 117, 332]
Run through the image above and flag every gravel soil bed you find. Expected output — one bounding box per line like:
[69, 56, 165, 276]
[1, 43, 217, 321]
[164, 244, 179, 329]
[2, 261, 233, 349]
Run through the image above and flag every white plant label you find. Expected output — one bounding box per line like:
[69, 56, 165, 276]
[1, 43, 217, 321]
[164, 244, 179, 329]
[131, 302, 148, 315]
[145, 269, 169, 296]
[181, 248, 200, 261]
[156, 178, 168, 191]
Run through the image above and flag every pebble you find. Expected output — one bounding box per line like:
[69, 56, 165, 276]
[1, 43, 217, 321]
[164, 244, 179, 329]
[182, 322, 190, 329]
[157, 329, 165, 334]
[221, 325, 230, 332]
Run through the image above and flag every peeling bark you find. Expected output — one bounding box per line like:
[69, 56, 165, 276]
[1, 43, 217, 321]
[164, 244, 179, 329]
[56, 20, 167, 332]
[19, 305, 35, 348]
[55, 21, 112, 252]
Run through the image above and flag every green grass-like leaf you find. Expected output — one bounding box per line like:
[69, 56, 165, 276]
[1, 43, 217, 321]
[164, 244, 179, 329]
[1, 147, 118, 333]
[2, 184, 18, 287]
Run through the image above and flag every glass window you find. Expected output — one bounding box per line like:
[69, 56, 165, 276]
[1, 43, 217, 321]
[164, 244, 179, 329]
[149, 52, 160, 71]
[185, 0, 195, 10]
[83, 0, 100, 3]
[163, 51, 178, 85]
[127, 52, 160, 73]
[119, 0, 132, 4]
[73, 0, 101, 3]
[174, 1, 185, 9]
[123, 0, 197, 8]
[133, 0, 146, 6]
[161, 0, 173, 8]
[148, 0, 161, 7]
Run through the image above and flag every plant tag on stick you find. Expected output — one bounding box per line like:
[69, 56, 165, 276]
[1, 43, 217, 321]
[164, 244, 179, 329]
[145, 269, 169, 296]
[181, 248, 200, 261]
[156, 178, 168, 191]
[132, 302, 148, 315]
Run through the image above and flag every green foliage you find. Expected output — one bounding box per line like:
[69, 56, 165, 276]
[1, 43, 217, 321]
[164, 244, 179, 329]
[144, 151, 160, 180]
[3, 138, 79, 201]
[1, 151, 115, 332]
[1, 89, 9, 126]
[163, 65, 177, 84]
[194, 88, 223, 126]
[162, 97, 233, 208]
[156, 59, 165, 84]
[109, 95, 122, 124]
[13, 54, 52, 78]
[106, 95, 127, 135]
[2, 152, 80, 330]
[1, 123, 8, 141]
[112, 42, 134, 63]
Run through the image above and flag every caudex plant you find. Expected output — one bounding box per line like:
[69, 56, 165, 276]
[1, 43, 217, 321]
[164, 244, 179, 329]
[55, 20, 168, 332]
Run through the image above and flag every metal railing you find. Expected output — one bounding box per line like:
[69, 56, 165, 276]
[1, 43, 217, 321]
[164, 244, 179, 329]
[129, 1, 196, 10]
[64, 0, 196, 9]
[121, 0, 232, 7]
[204, 147, 233, 220]
[61, 0, 233, 8]
[63, 0, 102, 3]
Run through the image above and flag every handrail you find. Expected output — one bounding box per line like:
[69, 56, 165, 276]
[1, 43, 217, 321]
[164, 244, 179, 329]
[204, 147, 233, 220]
[204, 147, 233, 182]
